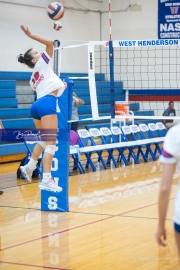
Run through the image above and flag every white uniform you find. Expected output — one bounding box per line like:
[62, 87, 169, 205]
[159, 123, 180, 225]
[29, 51, 65, 99]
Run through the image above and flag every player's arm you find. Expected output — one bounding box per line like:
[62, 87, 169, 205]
[162, 111, 168, 129]
[156, 163, 176, 246]
[20, 25, 53, 58]
[162, 116, 167, 128]
[73, 96, 80, 106]
[162, 119, 166, 128]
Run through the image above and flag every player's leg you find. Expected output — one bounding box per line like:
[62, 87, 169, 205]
[39, 114, 62, 192]
[31, 119, 46, 160]
[20, 98, 47, 182]
[20, 118, 46, 182]
[174, 223, 180, 258]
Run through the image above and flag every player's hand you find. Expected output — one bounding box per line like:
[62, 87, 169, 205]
[156, 226, 166, 246]
[20, 25, 32, 37]
[63, 81, 67, 89]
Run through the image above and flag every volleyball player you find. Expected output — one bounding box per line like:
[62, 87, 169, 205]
[156, 123, 180, 257]
[17, 25, 66, 192]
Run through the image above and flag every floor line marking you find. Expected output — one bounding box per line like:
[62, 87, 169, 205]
[0, 261, 69, 270]
[1, 197, 174, 251]
[0, 181, 40, 190]
[70, 211, 172, 221]
[0, 205, 38, 210]
[0, 206, 172, 221]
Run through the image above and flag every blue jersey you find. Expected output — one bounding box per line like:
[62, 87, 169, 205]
[163, 108, 176, 123]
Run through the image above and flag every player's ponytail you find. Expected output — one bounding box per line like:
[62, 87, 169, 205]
[17, 48, 34, 69]
[17, 54, 25, 63]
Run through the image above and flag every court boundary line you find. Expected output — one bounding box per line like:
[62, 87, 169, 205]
[0, 205, 173, 220]
[70, 211, 172, 221]
[0, 180, 40, 190]
[1, 198, 174, 252]
[0, 205, 38, 210]
[0, 261, 69, 270]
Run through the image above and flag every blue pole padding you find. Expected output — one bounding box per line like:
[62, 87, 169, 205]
[109, 40, 115, 119]
[41, 78, 73, 212]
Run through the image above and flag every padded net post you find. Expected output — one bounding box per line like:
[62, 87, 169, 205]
[109, 40, 115, 119]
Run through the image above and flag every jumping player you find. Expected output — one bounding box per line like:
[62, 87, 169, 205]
[17, 25, 66, 192]
[156, 123, 180, 257]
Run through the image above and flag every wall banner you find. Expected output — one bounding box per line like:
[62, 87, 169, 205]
[158, 0, 180, 39]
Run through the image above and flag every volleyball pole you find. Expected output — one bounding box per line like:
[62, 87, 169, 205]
[108, 0, 112, 41]
[41, 40, 72, 212]
[108, 0, 115, 120]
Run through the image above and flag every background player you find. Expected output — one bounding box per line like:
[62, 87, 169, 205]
[156, 123, 180, 257]
[162, 101, 176, 130]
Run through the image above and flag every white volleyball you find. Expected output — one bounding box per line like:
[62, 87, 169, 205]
[47, 2, 65, 21]
[54, 21, 62, 31]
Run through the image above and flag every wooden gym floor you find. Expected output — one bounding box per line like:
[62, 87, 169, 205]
[0, 160, 179, 270]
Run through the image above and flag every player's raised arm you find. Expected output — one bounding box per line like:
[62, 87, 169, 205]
[20, 25, 54, 58]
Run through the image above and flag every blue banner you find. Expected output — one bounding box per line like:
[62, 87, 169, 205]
[158, 0, 180, 39]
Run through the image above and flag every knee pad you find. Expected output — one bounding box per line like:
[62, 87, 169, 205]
[45, 145, 56, 156]
[38, 141, 46, 149]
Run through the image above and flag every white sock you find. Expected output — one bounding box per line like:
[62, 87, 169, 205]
[42, 173, 51, 184]
[27, 158, 38, 171]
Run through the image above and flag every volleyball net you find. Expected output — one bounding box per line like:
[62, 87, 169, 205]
[57, 39, 180, 124]
[112, 39, 180, 120]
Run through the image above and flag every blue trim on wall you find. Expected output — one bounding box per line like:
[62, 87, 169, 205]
[0, 72, 105, 81]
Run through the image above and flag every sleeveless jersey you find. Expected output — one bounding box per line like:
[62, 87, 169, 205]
[29, 51, 65, 99]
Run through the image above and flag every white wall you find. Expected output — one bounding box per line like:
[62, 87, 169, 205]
[0, 0, 166, 72]
[0, 0, 100, 72]
[101, 0, 158, 40]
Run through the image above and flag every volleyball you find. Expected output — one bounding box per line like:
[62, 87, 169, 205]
[54, 21, 62, 31]
[46, 2, 65, 21]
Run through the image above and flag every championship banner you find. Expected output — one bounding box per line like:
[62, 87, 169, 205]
[158, 0, 180, 39]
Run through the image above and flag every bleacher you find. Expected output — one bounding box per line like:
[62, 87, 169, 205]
[0, 71, 157, 162]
